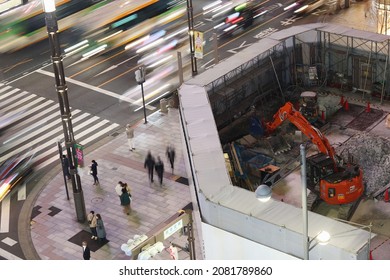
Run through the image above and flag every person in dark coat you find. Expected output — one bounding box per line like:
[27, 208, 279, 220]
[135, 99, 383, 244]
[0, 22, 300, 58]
[82, 241, 91, 260]
[95, 213, 108, 243]
[155, 156, 164, 187]
[90, 160, 99, 185]
[166, 145, 176, 174]
[62, 155, 71, 180]
[144, 151, 155, 183]
[120, 187, 132, 215]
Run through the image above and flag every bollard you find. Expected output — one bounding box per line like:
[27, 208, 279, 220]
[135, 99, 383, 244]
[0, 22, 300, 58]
[339, 95, 345, 106]
[343, 99, 349, 111]
[160, 98, 168, 113]
[365, 101, 371, 113]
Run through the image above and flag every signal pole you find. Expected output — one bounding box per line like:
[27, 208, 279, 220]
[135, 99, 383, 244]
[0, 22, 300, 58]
[42, 0, 86, 222]
[186, 0, 197, 76]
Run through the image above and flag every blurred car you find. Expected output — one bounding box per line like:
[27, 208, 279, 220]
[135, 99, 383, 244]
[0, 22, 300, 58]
[0, 153, 35, 202]
[0, 110, 25, 136]
[212, 1, 276, 38]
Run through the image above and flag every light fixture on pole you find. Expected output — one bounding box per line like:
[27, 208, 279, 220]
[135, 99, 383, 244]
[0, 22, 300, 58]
[255, 184, 272, 202]
[42, 0, 86, 222]
[135, 66, 147, 124]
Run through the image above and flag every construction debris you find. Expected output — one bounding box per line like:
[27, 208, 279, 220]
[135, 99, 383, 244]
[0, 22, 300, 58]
[337, 132, 390, 198]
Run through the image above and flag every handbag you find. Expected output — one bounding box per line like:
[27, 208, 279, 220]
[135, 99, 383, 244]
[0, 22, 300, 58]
[89, 169, 93, 175]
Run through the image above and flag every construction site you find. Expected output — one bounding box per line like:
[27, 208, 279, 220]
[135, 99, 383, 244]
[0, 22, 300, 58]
[201, 22, 390, 240]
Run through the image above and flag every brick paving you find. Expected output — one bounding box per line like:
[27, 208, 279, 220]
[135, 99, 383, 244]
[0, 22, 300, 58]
[24, 108, 202, 260]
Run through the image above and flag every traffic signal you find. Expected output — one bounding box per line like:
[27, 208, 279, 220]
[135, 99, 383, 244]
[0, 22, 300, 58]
[135, 67, 145, 84]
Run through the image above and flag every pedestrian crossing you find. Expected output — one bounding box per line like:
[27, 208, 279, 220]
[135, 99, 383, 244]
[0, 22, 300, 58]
[0, 83, 120, 171]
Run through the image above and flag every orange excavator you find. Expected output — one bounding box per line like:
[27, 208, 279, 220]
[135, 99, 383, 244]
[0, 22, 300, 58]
[265, 102, 364, 205]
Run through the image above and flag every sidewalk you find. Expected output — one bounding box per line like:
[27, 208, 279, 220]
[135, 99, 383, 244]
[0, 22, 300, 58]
[21, 108, 203, 260]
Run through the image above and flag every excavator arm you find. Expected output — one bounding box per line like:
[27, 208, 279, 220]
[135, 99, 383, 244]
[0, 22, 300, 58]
[265, 102, 364, 205]
[265, 102, 337, 166]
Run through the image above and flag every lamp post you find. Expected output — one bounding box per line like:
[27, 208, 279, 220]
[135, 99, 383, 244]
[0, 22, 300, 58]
[255, 143, 329, 259]
[135, 66, 147, 124]
[42, 0, 86, 222]
[186, 0, 197, 76]
[300, 143, 309, 259]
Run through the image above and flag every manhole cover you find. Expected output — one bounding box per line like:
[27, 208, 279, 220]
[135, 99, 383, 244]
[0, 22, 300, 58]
[91, 197, 103, 204]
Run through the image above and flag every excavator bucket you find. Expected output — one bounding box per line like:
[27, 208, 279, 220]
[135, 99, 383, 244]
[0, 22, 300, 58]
[267, 135, 291, 155]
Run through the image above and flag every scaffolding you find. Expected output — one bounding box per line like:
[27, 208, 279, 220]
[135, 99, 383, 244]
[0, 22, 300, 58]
[202, 23, 390, 129]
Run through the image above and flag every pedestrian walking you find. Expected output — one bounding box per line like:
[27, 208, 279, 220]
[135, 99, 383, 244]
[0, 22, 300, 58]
[144, 151, 155, 183]
[62, 154, 71, 180]
[122, 182, 131, 193]
[90, 160, 99, 185]
[126, 124, 135, 151]
[95, 214, 108, 243]
[82, 241, 91, 260]
[87, 210, 98, 240]
[115, 181, 125, 196]
[120, 187, 132, 215]
[155, 156, 164, 187]
[166, 145, 176, 174]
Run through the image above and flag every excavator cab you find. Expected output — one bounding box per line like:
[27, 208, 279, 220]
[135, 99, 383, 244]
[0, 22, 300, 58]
[306, 153, 335, 190]
[300, 91, 319, 124]
[306, 153, 364, 205]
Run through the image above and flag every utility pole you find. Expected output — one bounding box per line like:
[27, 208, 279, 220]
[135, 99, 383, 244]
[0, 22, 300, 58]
[42, 0, 86, 222]
[135, 66, 147, 124]
[186, 0, 197, 76]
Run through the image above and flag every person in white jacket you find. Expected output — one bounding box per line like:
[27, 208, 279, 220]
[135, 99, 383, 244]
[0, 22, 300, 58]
[115, 181, 131, 199]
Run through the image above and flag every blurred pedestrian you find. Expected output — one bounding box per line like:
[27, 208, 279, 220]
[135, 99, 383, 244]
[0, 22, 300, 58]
[144, 151, 155, 184]
[82, 241, 91, 260]
[120, 187, 132, 215]
[87, 210, 98, 240]
[62, 154, 71, 180]
[90, 160, 99, 185]
[126, 123, 135, 151]
[166, 145, 176, 174]
[95, 214, 108, 243]
[115, 181, 125, 197]
[122, 182, 131, 194]
[155, 156, 164, 187]
[365, 0, 371, 17]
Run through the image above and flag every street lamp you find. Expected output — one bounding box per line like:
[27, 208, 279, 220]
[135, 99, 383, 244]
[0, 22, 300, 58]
[135, 66, 147, 124]
[186, 0, 197, 76]
[255, 143, 329, 259]
[42, 0, 86, 222]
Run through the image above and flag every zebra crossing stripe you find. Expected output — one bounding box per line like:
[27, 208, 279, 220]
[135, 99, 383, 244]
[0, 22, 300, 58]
[0, 248, 22, 260]
[2, 104, 62, 145]
[35, 123, 120, 170]
[0, 109, 82, 154]
[1, 84, 120, 171]
[17, 183, 26, 201]
[0, 195, 10, 233]
[0, 100, 54, 128]
[0, 89, 25, 107]
[0, 88, 20, 101]
[28, 115, 101, 163]
[0, 96, 45, 122]
[0, 113, 96, 162]
[0, 85, 12, 96]
[1, 93, 35, 112]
